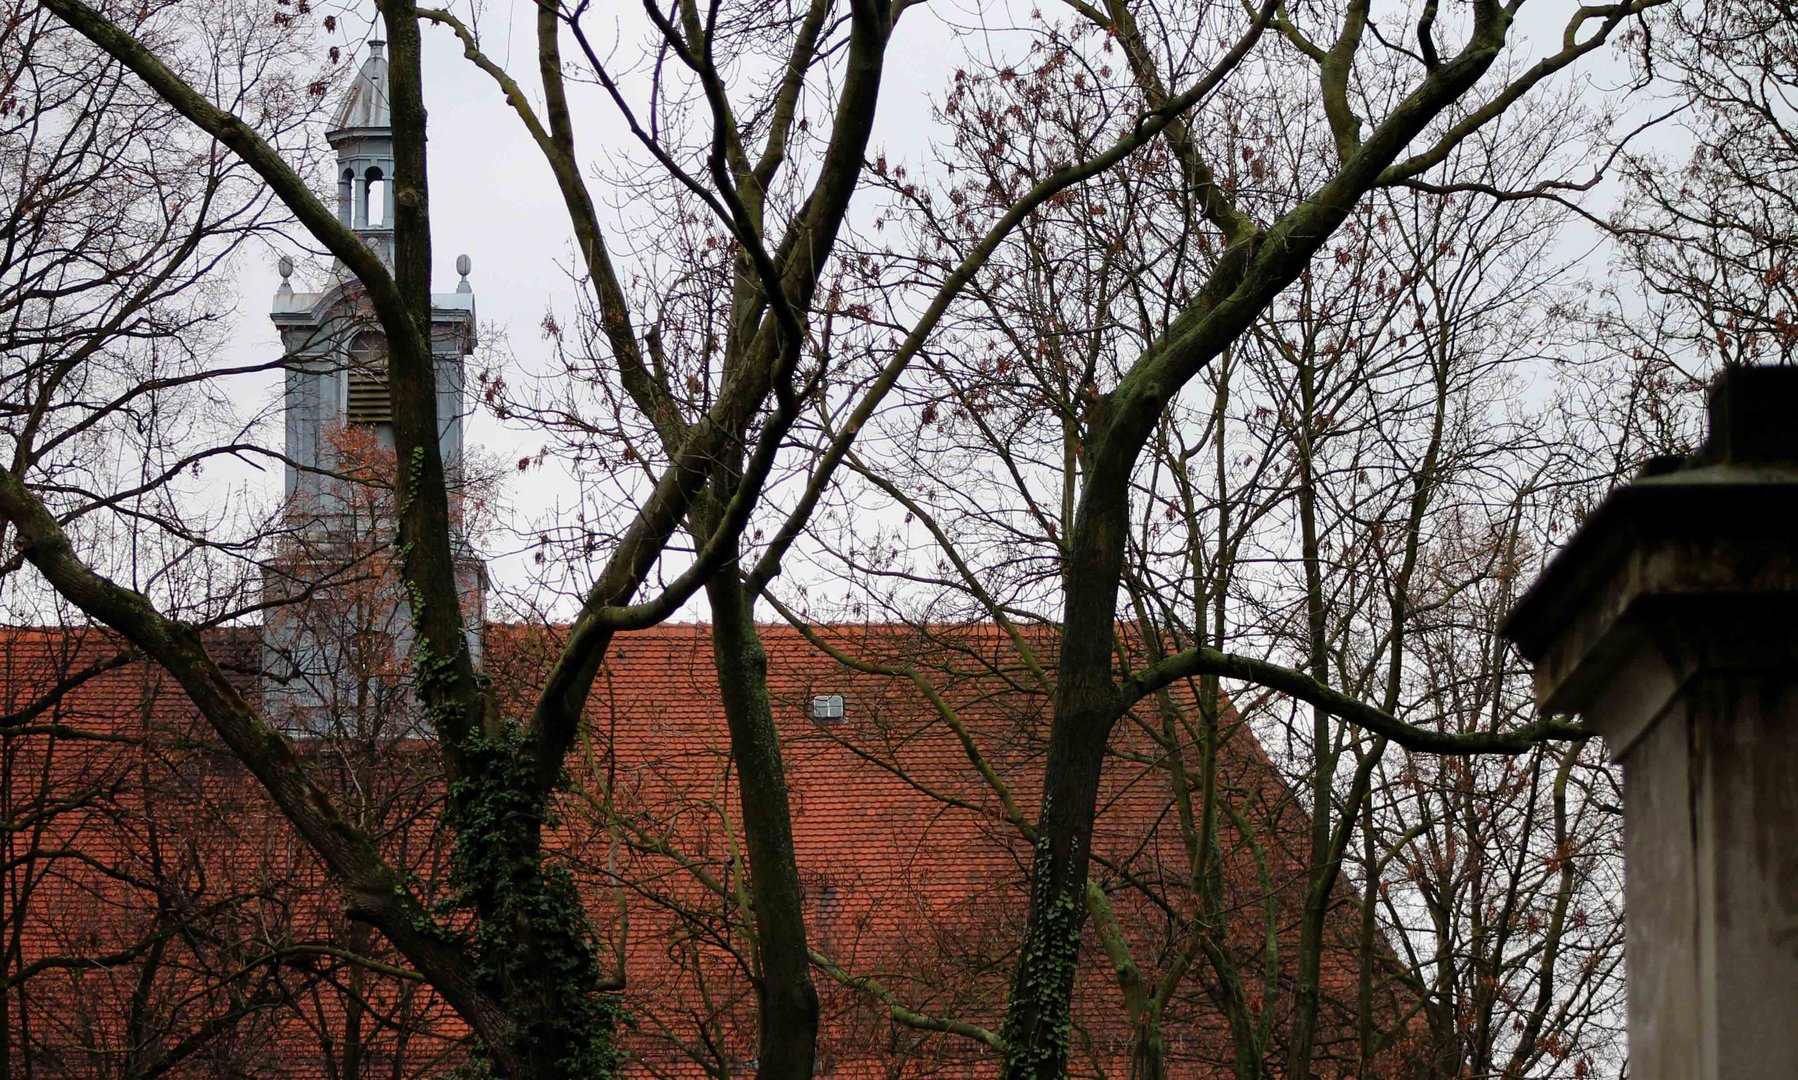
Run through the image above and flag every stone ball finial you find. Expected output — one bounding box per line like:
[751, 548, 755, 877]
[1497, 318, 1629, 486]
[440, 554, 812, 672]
[277, 255, 294, 280]
[456, 253, 472, 278]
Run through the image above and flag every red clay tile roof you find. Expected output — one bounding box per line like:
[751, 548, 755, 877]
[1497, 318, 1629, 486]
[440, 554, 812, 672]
[1, 622, 1409, 1078]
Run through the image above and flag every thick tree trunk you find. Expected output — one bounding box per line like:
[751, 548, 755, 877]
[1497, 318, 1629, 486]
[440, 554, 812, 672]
[1000, 716, 1111, 1077]
[1130, 1015, 1167, 1080]
[707, 567, 820, 1079]
[999, 438, 1134, 1077]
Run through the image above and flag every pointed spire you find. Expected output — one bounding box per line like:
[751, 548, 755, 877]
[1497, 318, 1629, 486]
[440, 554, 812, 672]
[331, 39, 390, 132]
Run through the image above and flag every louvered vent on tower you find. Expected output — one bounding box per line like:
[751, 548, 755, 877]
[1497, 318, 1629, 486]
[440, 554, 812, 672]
[346, 331, 392, 424]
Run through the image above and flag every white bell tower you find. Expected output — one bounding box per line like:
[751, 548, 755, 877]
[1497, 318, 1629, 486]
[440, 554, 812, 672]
[262, 40, 487, 737]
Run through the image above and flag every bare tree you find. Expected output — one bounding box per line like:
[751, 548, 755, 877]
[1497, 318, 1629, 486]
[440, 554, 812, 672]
[0, 11, 318, 1071]
[768, 16, 1643, 1074]
[1, 448, 467, 1080]
[10, 0, 1329, 1072]
[0, 0, 1676, 1075]
[901, 5, 1654, 1073]
[0, 620, 331, 1079]
[1617, 1, 1798, 373]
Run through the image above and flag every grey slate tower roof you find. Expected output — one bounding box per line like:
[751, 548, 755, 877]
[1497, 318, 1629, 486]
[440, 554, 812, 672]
[330, 40, 390, 132]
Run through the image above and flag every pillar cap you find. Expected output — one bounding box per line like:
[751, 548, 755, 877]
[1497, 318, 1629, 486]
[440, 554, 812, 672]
[1501, 366, 1798, 720]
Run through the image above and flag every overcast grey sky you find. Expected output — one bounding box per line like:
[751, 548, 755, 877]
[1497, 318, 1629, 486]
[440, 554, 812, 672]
[211, 0, 1665, 613]
[219, 1, 996, 603]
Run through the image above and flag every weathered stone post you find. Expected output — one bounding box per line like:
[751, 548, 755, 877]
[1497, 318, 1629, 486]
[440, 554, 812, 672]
[1501, 365, 1798, 1080]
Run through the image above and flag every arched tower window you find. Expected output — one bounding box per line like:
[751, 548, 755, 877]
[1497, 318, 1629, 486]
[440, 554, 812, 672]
[345, 331, 392, 424]
[364, 167, 387, 228]
[339, 168, 355, 227]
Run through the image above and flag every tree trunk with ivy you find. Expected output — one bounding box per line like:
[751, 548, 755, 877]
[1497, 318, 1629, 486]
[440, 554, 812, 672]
[993, 3, 1659, 1075]
[23, 0, 893, 1070]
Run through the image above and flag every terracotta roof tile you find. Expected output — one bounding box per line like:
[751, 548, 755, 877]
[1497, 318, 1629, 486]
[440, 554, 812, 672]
[1, 623, 1406, 1077]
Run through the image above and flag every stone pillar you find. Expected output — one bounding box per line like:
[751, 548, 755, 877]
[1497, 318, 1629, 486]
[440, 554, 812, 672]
[1501, 365, 1798, 1080]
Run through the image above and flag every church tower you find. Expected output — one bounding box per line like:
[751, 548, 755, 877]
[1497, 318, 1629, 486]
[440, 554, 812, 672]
[263, 40, 486, 736]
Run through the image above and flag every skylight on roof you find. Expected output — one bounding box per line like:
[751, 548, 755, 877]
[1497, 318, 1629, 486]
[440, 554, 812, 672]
[810, 694, 845, 722]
